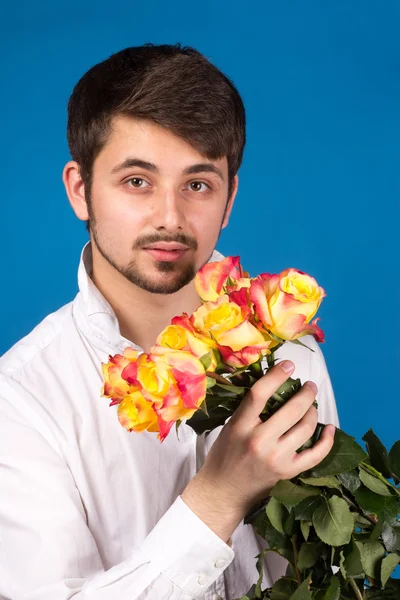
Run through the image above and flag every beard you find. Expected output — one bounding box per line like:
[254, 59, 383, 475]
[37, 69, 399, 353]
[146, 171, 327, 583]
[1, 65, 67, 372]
[87, 204, 203, 295]
[96, 242, 198, 294]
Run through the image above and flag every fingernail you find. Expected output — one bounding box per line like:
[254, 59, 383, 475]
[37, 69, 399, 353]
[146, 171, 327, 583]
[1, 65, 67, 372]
[326, 424, 336, 437]
[279, 360, 294, 374]
[306, 381, 318, 393]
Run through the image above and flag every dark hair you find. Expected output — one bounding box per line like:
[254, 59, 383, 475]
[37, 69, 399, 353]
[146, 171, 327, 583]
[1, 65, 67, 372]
[66, 43, 246, 229]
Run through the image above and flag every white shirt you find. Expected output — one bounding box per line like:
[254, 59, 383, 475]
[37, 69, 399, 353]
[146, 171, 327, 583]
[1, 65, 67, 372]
[0, 243, 339, 600]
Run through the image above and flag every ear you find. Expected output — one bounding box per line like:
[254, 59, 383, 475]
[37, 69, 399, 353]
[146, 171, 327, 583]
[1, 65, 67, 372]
[221, 174, 239, 229]
[62, 161, 89, 221]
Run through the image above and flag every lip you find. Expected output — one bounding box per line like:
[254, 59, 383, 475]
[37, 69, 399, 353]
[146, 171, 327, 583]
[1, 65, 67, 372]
[142, 247, 189, 262]
[142, 242, 190, 251]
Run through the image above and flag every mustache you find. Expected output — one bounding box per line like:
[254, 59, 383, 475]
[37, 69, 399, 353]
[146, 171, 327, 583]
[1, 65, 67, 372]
[134, 232, 198, 251]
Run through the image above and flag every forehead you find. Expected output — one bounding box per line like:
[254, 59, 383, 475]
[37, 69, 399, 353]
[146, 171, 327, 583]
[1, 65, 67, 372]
[96, 115, 228, 174]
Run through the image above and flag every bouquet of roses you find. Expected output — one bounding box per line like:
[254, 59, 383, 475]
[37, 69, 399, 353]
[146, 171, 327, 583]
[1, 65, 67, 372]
[101, 257, 400, 600]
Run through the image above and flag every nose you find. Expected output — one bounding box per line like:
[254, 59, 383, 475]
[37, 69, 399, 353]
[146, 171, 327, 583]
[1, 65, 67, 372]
[151, 188, 187, 233]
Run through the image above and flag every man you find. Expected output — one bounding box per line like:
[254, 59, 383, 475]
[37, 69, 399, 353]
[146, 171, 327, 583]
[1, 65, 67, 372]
[0, 44, 339, 599]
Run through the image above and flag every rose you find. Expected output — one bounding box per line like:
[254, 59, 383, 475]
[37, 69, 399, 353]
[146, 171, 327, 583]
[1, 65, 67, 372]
[117, 391, 159, 433]
[250, 269, 325, 341]
[195, 256, 249, 302]
[191, 294, 273, 366]
[101, 348, 140, 405]
[154, 315, 218, 371]
[121, 351, 207, 441]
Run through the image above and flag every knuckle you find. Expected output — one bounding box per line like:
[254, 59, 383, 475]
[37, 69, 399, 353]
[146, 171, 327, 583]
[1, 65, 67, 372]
[246, 436, 263, 458]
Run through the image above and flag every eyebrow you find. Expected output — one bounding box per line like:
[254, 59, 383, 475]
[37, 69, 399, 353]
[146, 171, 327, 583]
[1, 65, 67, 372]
[110, 158, 225, 182]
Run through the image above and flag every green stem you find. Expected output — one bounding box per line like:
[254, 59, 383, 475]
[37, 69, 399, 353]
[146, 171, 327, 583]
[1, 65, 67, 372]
[360, 462, 400, 497]
[267, 351, 275, 369]
[291, 534, 302, 586]
[348, 577, 364, 600]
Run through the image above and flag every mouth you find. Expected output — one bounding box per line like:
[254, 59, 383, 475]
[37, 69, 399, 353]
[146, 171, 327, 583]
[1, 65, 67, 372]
[141, 242, 191, 263]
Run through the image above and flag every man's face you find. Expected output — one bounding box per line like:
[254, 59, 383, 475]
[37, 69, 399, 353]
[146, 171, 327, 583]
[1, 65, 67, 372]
[86, 116, 236, 294]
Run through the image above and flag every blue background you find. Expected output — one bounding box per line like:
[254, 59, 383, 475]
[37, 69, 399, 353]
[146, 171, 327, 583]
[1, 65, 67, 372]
[1, 1, 399, 453]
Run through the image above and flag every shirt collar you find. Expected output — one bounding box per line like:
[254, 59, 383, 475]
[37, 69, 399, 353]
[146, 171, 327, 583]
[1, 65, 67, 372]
[73, 241, 224, 355]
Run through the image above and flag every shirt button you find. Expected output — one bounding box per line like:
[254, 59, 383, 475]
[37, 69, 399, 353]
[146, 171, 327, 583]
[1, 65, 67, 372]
[197, 574, 208, 586]
[214, 559, 226, 569]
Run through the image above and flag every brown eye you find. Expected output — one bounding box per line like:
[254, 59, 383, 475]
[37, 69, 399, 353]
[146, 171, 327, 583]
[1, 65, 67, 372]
[128, 177, 145, 187]
[189, 181, 209, 192]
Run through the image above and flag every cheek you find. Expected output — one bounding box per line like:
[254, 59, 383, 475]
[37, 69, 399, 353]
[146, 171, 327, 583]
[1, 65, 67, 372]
[92, 189, 147, 235]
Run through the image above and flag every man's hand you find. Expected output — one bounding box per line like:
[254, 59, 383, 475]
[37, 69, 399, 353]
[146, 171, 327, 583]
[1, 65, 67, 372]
[181, 360, 336, 542]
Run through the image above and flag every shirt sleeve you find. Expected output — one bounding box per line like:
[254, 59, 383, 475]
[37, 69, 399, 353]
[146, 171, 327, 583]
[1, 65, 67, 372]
[307, 336, 340, 428]
[0, 388, 234, 600]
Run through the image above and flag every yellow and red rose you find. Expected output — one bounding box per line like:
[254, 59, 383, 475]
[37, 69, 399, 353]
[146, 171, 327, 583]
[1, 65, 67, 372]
[191, 294, 273, 366]
[119, 350, 207, 441]
[154, 315, 218, 371]
[250, 269, 325, 342]
[101, 348, 140, 405]
[195, 256, 249, 302]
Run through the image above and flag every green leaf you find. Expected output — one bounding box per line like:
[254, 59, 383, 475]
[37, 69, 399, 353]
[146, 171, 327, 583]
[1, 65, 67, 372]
[186, 405, 232, 434]
[214, 381, 247, 395]
[288, 576, 312, 600]
[381, 553, 400, 588]
[312, 496, 353, 546]
[175, 419, 182, 440]
[356, 540, 386, 579]
[337, 470, 361, 495]
[343, 537, 364, 578]
[271, 480, 320, 509]
[300, 476, 341, 489]
[389, 441, 400, 481]
[198, 399, 209, 416]
[284, 510, 296, 536]
[266, 497, 287, 534]
[270, 577, 298, 600]
[354, 486, 400, 524]
[359, 469, 392, 496]
[206, 376, 216, 389]
[199, 351, 213, 371]
[251, 512, 294, 562]
[382, 522, 400, 553]
[362, 430, 392, 479]
[294, 496, 324, 521]
[365, 582, 400, 600]
[300, 520, 311, 542]
[370, 520, 384, 543]
[353, 512, 374, 527]
[289, 338, 314, 352]
[310, 429, 367, 477]
[323, 575, 340, 600]
[297, 543, 319, 570]
[255, 550, 267, 598]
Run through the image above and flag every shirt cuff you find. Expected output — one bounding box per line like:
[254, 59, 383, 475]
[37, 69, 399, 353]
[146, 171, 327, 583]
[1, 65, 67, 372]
[141, 495, 235, 597]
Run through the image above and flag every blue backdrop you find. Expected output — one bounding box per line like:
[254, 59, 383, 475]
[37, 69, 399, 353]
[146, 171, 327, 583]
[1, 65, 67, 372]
[1, 1, 399, 452]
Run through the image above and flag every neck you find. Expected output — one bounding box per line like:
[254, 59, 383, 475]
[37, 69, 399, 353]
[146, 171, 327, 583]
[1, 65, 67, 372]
[90, 248, 203, 353]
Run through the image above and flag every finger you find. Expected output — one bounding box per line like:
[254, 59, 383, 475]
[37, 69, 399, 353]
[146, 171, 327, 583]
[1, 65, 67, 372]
[288, 424, 336, 475]
[258, 381, 318, 438]
[230, 361, 295, 429]
[279, 405, 318, 451]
